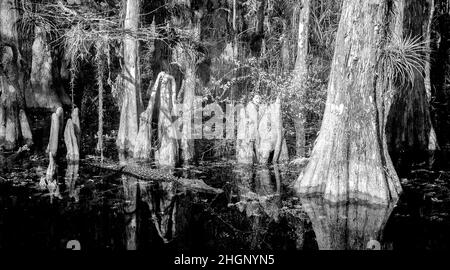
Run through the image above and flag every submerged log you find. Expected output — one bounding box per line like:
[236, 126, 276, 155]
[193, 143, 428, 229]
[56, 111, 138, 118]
[64, 118, 79, 162]
[82, 158, 223, 194]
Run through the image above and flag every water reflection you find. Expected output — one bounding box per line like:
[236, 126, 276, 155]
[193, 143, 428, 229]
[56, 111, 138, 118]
[2, 157, 418, 251]
[300, 196, 395, 250]
[64, 163, 80, 202]
[121, 174, 192, 250]
[233, 165, 281, 221]
[122, 175, 138, 250]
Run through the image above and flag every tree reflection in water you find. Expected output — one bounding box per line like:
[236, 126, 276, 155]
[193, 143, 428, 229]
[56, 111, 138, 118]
[121, 173, 192, 250]
[300, 196, 396, 250]
[231, 165, 282, 249]
[64, 163, 80, 202]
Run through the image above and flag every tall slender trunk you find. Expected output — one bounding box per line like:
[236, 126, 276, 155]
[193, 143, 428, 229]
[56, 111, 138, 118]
[295, 0, 402, 205]
[179, 21, 201, 164]
[95, 39, 105, 162]
[117, 0, 143, 157]
[292, 0, 310, 158]
[425, 0, 440, 158]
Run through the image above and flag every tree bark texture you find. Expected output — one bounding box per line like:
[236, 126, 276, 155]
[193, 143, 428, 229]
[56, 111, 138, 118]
[0, 0, 33, 150]
[117, 0, 143, 157]
[292, 0, 310, 158]
[237, 100, 258, 164]
[156, 73, 179, 167]
[25, 26, 62, 110]
[64, 118, 79, 162]
[295, 0, 403, 205]
[133, 72, 160, 160]
[46, 109, 62, 182]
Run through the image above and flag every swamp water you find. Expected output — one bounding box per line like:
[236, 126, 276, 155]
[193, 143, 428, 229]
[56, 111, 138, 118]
[1, 156, 450, 251]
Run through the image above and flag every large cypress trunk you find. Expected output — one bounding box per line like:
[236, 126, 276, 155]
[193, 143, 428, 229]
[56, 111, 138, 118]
[0, 0, 33, 151]
[116, 0, 143, 157]
[294, 0, 402, 205]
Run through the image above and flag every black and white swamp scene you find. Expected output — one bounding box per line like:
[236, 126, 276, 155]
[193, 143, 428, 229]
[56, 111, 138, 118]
[1, 0, 450, 254]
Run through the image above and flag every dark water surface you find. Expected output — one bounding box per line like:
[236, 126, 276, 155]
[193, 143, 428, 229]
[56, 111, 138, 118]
[1, 155, 450, 250]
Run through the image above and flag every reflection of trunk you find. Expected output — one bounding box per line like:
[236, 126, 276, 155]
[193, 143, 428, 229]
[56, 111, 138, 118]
[301, 197, 394, 250]
[122, 175, 138, 250]
[117, 0, 143, 157]
[292, 0, 310, 158]
[25, 26, 62, 111]
[140, 181, 189, 244]
[295, 0, 402, 205]
[0, 0, 33, 151]
[233, 165, 281, 220]
[64, 163, 80, 202]
[233, 165, 281, 249]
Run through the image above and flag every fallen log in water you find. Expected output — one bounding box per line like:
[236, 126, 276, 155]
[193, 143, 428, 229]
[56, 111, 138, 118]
[81, 158, 223, 194]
